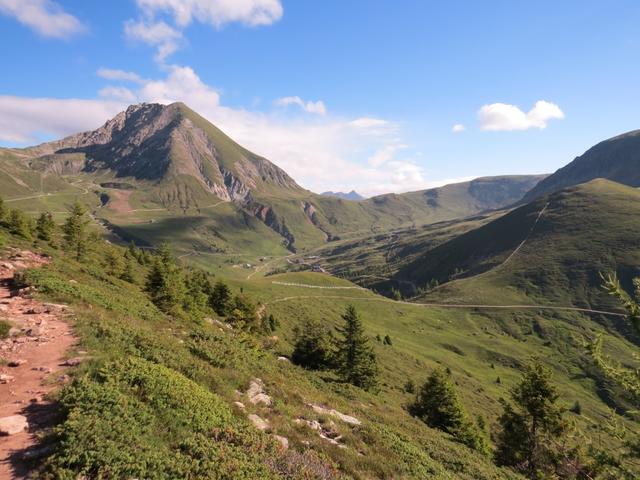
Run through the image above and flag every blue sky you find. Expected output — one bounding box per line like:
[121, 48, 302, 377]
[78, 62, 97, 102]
[1, 0, 639, 196]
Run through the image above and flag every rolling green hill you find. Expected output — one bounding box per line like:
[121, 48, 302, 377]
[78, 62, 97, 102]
[0, 103, 544, 255]
[523, 128, 640, 202]
[401, 180, 640, 317]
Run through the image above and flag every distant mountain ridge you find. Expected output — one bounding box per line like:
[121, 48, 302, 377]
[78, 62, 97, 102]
[321, 190, 365, 201]
[0, 102, 548, 253]
[523, 128, 640, 202]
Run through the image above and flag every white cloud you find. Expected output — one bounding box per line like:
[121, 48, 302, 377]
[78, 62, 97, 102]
[0, 64, 442, 196]
[127, 0, 282, 61]
[97, 68, 144, 83]
[124, 19, 182, 62]
[98, 86, 137, 103]
[0, 0, 85, 38]
[275, 96, 327, 116]
[479, 100, 564, 131]
[368, 144, 407, 167]
[348, 117, 390, 129]
[452, 123, 465, 133]
[0, 96, 122, 143]
[135, 0, 283, 28]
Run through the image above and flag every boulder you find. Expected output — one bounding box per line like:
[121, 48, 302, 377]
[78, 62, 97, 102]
[248, 414, 270, 431]
[273, 434, 289, 450]
[0, 415, 28, 435]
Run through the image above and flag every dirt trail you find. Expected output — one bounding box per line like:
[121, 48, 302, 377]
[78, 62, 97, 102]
[0, 250, 76, 479]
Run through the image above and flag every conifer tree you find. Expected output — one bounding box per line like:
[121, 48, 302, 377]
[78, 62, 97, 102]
[184, 270, 212, 318]
[145, 244, 186, 314]
[36, 211, 55, 241]
[210, 280, 232, 316]
[495, 360, 566, 477]
[334, 305, 378, 390]
[7, 209, 32, 239]
[291, 319, 332, 370]
[63, 201, 90, 260]
[409, 368, 488, 453]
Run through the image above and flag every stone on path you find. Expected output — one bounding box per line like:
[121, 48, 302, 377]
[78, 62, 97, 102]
[0, 415, 28, 435]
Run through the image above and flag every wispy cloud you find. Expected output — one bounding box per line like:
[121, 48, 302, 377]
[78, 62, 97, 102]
[479, 100, 564, 131]
[97, 68, 144, 83]
[275, 96, 327, 115]
[124, 19, 182, 63]
[452, 123, 465, 133]
[0, 0, 86, 39]
[126, 0, 283, 62]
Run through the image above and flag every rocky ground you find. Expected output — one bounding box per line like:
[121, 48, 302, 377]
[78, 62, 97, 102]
[0, 249, 76, 479]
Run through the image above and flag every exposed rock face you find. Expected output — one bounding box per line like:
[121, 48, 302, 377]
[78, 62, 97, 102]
[23, 102, 304, 247]
[246, 378, 273, 406]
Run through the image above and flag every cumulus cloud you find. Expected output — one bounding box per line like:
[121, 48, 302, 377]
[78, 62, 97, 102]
[479, 100, 564, 131]
[124, 19, 182, 62]
[275, 96, 326, 116]
[135, 0, 283, 28]
[452, 123, 465, 133]
[0, 0, 85, 38]
[127, 0, 282, 61]
[0, 64, 438, 195]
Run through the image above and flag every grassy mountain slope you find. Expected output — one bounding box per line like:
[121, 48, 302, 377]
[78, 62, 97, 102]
[0, 103, 545, 255]
[523, 129, 640, 202]
[404, 180, 640, 317]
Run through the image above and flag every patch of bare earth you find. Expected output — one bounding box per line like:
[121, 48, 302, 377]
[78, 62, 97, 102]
[106, 189, 133, 214]
[0, 249, 77, 479]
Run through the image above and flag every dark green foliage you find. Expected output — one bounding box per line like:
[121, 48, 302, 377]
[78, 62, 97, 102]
[570, 401, 582, 415]
[183, 269, 213, 319]
[408, 368, 488, 453]
[404, 378, 416, 394]
[45, 358, 279, 479]
[145, 244, 186, 315]
[7, 209, 32, 239]
[62, 201, 90, 260]
[210, 280, 232, 316]
[495, 360, 567, 478]
[268, 314, 279, 332]
[383, 334, 392, 346]
[227, 294, 259, 331]
[291, 319, 333, 370]
[103, 247, 126, 278]
[35, 211, 55, 241]
[120, 254, 138, 283]
[334, 305, 378, 390]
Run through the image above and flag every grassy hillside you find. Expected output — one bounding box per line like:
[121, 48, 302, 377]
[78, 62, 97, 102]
[523, 128, 640, 202]
[1, 198, 637, 477]
[402, 180, 640, 317]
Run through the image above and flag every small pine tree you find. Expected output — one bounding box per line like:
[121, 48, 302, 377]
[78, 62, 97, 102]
[145, 244, 186, 314]
[63, 201, 90, 261]
[7, 209, 32, 239]
[291, 319, 333, 370]
[569, 400, 582, 415]
[210, 280, 232, 316]
[494, 360, 567, 478]
[35, 211, 55, 241]
[383, 334, 392, 346]
[408, 368, 488, 453]
[120, 254, 138, 284]
[334, 305, 378, 390]
[103, 248, 125, 278]
[183, 270, 212, 319]
[227, 294, 259, 331]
